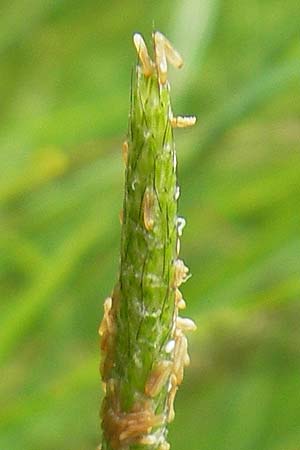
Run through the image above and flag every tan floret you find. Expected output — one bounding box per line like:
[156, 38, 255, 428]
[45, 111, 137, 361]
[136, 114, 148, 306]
[133, 33, 154, 76]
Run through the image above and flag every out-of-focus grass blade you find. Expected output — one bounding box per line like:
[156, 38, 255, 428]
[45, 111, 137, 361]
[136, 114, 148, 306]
[0, 354, 100, 450]
[0, 354, 98, 427]
[0, 197, 118, 365]
[0, 227, 46, 276]
[0, 0, 57, 54]
[20, 154, 121, 228]
[198, 238, 300, 312]
[0, 147, 68, 204]
[188, 59, 300, 167]
[168, 0, 219, 94]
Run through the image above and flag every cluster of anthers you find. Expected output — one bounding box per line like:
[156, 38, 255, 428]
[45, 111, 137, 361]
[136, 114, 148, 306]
[133, 31, 196, 129]
[143, 250, 197, 432]
[99, 228, 196, 450]
[99, 32, 196, 450]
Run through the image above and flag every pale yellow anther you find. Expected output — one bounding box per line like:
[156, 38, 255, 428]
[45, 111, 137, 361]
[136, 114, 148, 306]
[98, 296, 112, 336]
[122, 140, 128, 165]
[167, 374, 178, 422]
[175, 288, 186, 309]
[177, 216, 186, 236]
[178, 298, 186, 310]
[145, 360, 173, 397]
[154, 31, 168, 84]
[104, 296, 112, 315]
[133, 30, 188, 91]
[184, 352, 191, 366]
[175, 288, 182, 302]
[176, 237, 181, 255]
[173, 333, 188, 384]
[133, 33, 153, 76]
[119, 209, 123, 225]
[165, 339, 175, 353]
[170, 115, 197, 128]
[176, 316, 197, 332]
[159, 442, 171, 450]
[142, 187, 156, 231]
[139, 435, 157, 446]
[155, 31, 184, 69]
[174, 259, 190, 287]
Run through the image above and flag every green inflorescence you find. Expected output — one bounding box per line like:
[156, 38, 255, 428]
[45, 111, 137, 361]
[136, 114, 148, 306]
[99, 31, 196, 450]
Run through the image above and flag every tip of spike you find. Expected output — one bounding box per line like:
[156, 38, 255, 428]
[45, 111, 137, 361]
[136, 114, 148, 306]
[132, 31, 197, 128]
[133, 31, 183, 84]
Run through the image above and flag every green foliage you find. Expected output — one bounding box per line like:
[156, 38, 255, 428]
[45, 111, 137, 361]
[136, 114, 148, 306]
[1, 0, 300, 449]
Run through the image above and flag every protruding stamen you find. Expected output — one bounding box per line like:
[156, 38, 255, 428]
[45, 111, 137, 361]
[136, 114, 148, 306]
[176, 237, 181, 255]
[118, 409, 164, 442]
[178, 298, 186, 309]
[133, 33, 153, 76]
[174, 259, 190, 287]
[122, 140, 128, 165]
[142, 187, 156, 231]
[159, 442, 171, 450]
[177, 216, 186, 237]
[154, 31, 168, 84]
[119, 209, 123, 225]
[99, 297, 112, 336]
[167, 374, 178, 422]
[170, 115, 197, 128]
[184, 352, 191, 366]
[174, 186, 180, 201]
[177, 316, 197, 332]
[145, 360, 173, 397]
[173, 333, 188, 384]
[139, 435, 158, 446]
[165, 339, 175, 353]
[155, 31, 184, 69]
[175, 289, 186, 309]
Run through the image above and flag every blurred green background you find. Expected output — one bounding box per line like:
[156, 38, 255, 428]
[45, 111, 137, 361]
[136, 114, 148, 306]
[1, 0, 300, 449]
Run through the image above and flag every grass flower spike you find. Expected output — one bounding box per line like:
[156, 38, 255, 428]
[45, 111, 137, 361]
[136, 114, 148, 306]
[99, 31, 196, 450]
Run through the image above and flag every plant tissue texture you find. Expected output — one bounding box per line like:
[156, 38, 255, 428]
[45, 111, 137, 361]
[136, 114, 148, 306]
[99, 31, 196, 450]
